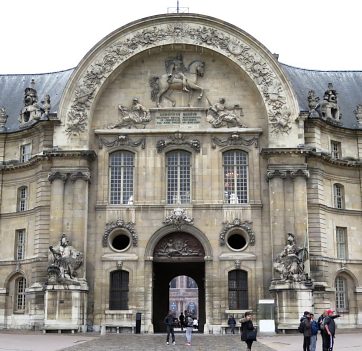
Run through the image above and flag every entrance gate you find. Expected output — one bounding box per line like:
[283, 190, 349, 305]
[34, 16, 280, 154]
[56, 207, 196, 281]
[152, 232, 205, 333]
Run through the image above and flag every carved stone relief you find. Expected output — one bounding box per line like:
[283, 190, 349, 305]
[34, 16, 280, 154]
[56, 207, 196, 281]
[153, 232, 204, 258]
[98, 135, 145, 149]
[103, 218, 137, 247]
[65, 21, 291, 136]
[0, 107, 8, 131]
[163, 208, 194, 230]
[157, 133, 200, 153]
[266, 168, 310, 181]
[206, 98, 245, 128]
[354, 104, 362, 126]
[108, 97, 151, 129]
[211, 134, 258, 149]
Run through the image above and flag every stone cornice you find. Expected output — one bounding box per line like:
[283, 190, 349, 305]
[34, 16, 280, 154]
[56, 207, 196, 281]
[0, 256, 47, 266]
[307, 203, 362, 216]
[310, 255, 362, 265]
[261, 147, 308, 156]
[0, 150, 97, 172]
[305, 115, 362, 134]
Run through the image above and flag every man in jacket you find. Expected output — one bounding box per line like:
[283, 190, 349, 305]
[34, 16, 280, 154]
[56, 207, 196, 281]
[164, 310, 176, 345]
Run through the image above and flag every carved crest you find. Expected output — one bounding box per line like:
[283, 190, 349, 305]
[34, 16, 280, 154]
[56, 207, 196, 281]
[163, 208, 194, 230]
[157, 133, 200, 153]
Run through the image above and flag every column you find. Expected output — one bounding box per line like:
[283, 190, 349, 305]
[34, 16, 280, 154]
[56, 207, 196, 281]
[70, 171, 90, 278]
[48, 171, 67, 244]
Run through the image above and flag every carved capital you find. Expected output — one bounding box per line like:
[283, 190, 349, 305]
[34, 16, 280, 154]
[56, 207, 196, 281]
[48, 171, 67, 183]
[103, 219, 137, 247]
[219, 219, 255, 246]
[266, 168, 309, 181]
[69, 171, 91, 182]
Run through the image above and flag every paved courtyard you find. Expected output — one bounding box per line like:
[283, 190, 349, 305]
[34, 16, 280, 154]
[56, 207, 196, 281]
[0, 331, 362, 351]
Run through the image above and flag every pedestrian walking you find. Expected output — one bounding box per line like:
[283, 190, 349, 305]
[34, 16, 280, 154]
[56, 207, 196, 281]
[185, 313, 194, 346]
[240, 311, 257, 351]
[227, 315, 236, 334]
[310, 313, 319, 351]
[179, 312, 185, 331]
[164, 310, 176, 345]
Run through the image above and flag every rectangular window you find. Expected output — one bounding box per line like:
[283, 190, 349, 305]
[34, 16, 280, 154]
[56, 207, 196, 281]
[15, 229, 26, 260]
[15, 277, 26, 311]
[331, 141, 341, 159]
[336, 227, 347, 259]
[167, 151, 191, 205]
[333, 184, 344, 209]
[335, 277, 348, 310]
[17, 186, 28, 212]
[20, 144, 32, 162]
[109, 151, 134, 205]
[228, 270, 248, 310]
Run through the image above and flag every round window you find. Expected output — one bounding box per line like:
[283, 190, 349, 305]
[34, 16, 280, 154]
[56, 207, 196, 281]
[109, 232, 130, 252]
[227, 232, 247, 251]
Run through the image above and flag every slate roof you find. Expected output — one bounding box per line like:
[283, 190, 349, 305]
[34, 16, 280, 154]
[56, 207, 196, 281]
[0, 64, 362, 131]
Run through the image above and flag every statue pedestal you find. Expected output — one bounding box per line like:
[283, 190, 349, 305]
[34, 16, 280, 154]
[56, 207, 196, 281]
[44, 282, 88, 333]
[269, 280, 313, 331]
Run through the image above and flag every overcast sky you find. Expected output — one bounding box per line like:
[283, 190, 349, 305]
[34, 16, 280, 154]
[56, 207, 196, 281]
[1, 0, 361, 74]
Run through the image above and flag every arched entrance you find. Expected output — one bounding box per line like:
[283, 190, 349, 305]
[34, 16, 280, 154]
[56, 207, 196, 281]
[152, 232, 205, 333]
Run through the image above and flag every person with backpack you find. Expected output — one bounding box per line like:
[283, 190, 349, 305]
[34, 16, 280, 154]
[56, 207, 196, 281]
[240, 311, 257, 351]
[310, 313, 319, 351]
[321, 309, 340, 351]
[164, 310, 176, 345]
[184, 313, 193, 346]
[299, 311, 312, 351]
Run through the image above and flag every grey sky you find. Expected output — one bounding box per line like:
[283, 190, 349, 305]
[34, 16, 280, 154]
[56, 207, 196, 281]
[1, 0, 361, 74]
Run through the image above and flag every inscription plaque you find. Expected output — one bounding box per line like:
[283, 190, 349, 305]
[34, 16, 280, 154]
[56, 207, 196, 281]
[154, 110, 203, 125]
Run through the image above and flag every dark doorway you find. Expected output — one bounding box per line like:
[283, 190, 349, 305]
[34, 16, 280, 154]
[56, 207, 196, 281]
[153, 261, 205, 333]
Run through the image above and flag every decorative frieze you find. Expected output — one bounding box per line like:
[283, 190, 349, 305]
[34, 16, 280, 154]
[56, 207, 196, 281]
[65, 20, 291, 136]
[219, 218, 255, 246]
[98, 135, 145, 149]
[103, 219, 137, 247]
[157, 133, 200, 153]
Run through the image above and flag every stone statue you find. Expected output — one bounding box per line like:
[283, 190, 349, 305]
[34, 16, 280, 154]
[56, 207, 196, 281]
[19, 80, 52, 125]
[166, 53, 190, 92]
[206, 98, 245, 128]
[109, 97, 150, 128]
[308, 84, 341, 121]
[0, 107, 8, 131]
[48, 233, 83, 284]
[273, 233, 308, 282]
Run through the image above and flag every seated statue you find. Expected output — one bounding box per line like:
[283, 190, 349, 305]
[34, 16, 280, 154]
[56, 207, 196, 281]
[273, 233, 308, 282]
[48, 233, 83, 284]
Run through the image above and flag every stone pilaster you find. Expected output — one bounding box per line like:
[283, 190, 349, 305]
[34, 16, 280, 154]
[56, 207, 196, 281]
[70, 171, 90, 278]
[48, 171, 67, 244]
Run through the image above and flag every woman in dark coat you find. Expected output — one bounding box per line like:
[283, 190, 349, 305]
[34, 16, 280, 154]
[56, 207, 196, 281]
[240, 311, 256, 351]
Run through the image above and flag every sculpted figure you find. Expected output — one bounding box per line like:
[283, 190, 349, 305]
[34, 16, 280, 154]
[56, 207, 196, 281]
[167, 53, 189, 92]
[109, 97, 150, 128]
[273, 233, 308, 282]
[48, 233, 83, 283]
[206, 98, 245, 128]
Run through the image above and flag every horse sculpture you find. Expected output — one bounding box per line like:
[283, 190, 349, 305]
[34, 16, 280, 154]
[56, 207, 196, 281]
[149, 60, 205, 107]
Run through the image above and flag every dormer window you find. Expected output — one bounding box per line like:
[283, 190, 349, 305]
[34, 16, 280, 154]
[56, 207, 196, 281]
[20, 143, 32, 162]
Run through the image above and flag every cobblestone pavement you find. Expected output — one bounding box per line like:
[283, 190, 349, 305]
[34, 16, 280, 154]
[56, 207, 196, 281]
[60, 334, 273, 351]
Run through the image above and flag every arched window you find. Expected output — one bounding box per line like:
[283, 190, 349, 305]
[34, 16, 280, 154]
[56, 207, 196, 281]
[15, 277, 26, 312]
[223, 150, 248, 204]
[333, 183, 345, 209]
[109, 270, 129, 310]
[166, 150, 191, 204]
[335, 276, 348, 311]
[17, 186, 28, 212]
[228, 269, 248, 309]
[109, 151, 134, 205]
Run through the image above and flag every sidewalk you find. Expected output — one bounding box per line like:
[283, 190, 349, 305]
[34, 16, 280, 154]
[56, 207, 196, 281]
[0, 330, 361, 351]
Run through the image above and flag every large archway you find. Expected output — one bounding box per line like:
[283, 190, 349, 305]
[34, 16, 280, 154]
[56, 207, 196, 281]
[152, 232, 205, 333]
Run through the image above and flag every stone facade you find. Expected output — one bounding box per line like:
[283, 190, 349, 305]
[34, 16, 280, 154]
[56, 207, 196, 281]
[0, 14, 361, 333]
